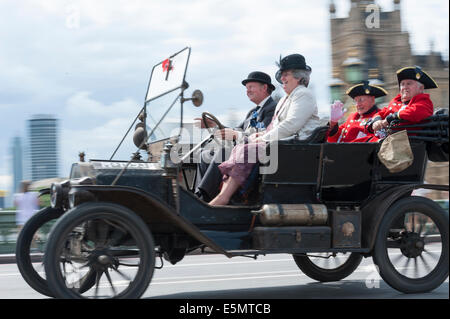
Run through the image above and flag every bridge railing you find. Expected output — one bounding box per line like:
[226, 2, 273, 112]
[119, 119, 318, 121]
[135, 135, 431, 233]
[0, 211, 18, 254]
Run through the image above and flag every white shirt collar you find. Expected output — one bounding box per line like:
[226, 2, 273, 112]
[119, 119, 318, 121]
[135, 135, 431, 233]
[256, 95, 271, 109]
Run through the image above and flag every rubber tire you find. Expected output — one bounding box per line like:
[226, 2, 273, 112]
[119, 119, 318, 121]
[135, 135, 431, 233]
[15, 207, 63, 297]
[44, 202, 155, 299]
[372, 196, 449, 293]
[293, 253, 363, 282]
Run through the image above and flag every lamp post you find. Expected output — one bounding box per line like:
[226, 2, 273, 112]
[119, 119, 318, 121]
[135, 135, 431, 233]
[342, 50, 364, 84]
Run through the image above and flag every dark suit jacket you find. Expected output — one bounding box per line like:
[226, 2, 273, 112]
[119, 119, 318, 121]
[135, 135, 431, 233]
[235, 96, 277, 131]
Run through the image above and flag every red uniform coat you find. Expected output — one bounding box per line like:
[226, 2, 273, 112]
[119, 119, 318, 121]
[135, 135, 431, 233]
[327, 106, 378, 143]
[376, 93, 434, 125]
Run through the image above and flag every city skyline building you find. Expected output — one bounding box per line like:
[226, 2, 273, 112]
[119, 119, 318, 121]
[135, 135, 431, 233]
[0, 190, 5, 209]
[11, 136, 23, 194]
[27, 114, 59, 181]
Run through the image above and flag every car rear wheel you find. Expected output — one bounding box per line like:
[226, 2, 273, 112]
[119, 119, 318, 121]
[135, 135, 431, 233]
[44, 202, 155, 299]
[372, 196, 449, 293]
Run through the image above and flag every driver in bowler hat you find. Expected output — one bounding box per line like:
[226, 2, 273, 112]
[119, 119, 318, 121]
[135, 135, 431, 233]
[194, 71, 277, 201]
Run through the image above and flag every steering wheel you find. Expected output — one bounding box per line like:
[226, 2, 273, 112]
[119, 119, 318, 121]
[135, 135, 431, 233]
[202, 112, 225, 131]
[201, 112, 230, 147]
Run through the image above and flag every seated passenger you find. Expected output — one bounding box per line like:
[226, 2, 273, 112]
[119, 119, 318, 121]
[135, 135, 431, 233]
[368, 66, 437, 135]
[327, 81, 387, 143]
[194, 71, 277, 202]
[209, 54, 322, 206]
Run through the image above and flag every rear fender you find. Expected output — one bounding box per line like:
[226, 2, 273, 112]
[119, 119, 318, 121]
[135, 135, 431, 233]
[362, 183, 449, 251]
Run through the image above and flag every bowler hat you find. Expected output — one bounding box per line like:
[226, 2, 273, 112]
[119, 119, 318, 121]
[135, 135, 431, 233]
[396, 66, 438, 89]
[242, 71, 275, 91]
[275, 54, 312, 83]
[346, 80, 388, 99]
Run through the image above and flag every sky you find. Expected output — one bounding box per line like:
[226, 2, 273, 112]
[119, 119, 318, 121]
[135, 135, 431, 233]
[0, 0, 448, 195]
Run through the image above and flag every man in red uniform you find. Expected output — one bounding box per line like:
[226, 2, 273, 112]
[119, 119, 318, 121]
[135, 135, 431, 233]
[368, 66, 437, 135]
[328, 81, 387, 143]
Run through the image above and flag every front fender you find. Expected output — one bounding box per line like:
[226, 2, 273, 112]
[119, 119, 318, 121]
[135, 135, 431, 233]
[70, 185, 231, 257]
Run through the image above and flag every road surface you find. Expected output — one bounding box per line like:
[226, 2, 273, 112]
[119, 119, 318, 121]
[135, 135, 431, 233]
[0, 253, 447, 299]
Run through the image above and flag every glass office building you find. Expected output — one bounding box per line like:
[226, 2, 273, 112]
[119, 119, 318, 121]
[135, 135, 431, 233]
[11, 136, 23, 193]
[27, 115, 59, 181]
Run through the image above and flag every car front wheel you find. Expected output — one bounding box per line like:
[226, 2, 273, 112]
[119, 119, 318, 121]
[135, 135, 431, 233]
[44, 202, 155, 299]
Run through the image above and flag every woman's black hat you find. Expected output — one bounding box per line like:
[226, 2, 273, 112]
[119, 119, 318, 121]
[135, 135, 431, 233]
[275, 54, 312, 83]
[242, 71, 275, 91]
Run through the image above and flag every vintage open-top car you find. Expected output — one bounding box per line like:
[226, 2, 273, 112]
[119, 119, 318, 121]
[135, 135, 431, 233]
[16, 48, 449, 298]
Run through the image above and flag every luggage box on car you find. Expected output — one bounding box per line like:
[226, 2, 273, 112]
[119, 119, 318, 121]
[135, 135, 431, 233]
[252, 226, 331, 250]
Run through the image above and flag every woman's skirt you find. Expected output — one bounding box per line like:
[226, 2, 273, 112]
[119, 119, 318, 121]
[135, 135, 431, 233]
[218, 141, 266, 187]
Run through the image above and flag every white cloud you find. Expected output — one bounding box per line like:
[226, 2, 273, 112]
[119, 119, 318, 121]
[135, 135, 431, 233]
[60, 91, 145, 173]
[61, 117, 138, 174]
[65, 91, 138, 121]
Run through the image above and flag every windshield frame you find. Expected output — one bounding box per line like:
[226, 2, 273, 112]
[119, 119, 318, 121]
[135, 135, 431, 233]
[143, 47, 191, 144]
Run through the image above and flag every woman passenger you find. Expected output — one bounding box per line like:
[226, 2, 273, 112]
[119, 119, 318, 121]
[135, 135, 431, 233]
[209, 54, 322, 206]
